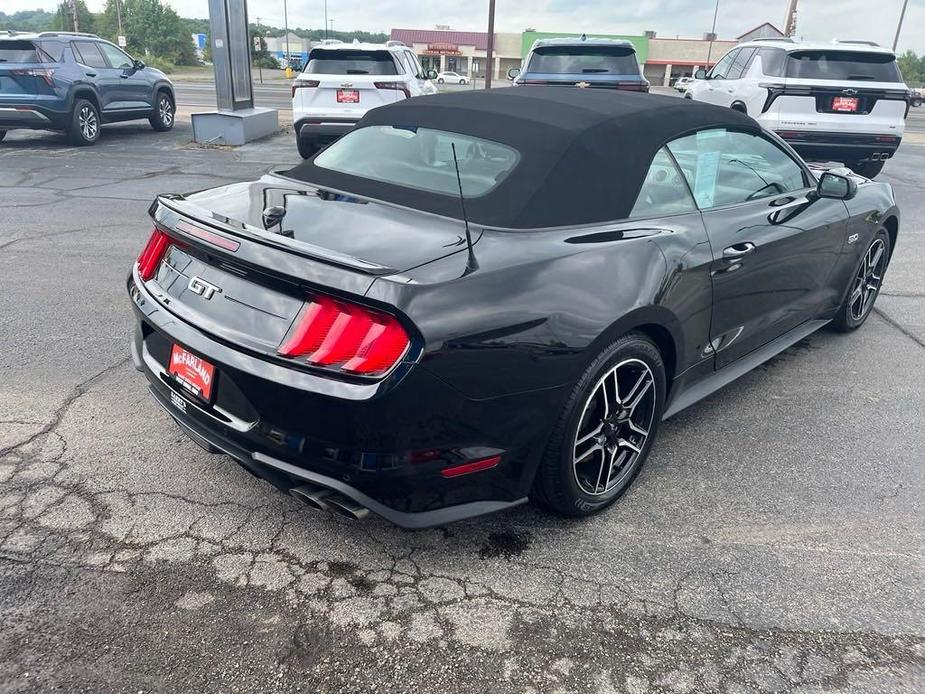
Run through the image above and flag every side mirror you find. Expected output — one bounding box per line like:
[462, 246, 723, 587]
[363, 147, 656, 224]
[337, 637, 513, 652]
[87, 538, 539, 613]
[507, 67, 521, 80]
[817, 171, 858, 200]
[694, 68, 707, 80]
[425, 69, 438, 80]
[134, 59, 145, 70]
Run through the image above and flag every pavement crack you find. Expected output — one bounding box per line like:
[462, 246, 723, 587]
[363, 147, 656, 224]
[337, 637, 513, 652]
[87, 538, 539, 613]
[873, 307, 925, 349]
[0, 356, 130, 459]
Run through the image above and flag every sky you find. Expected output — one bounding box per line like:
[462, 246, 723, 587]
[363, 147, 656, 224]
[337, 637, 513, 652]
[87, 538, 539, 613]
[6, 0, 923, 55]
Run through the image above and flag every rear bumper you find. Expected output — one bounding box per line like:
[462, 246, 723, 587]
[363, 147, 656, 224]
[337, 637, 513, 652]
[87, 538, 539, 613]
[295, 117, 358, 146]
[128, 272, 560, 527]
[0, 104, 68, 130]
[774, 131, 902, 163]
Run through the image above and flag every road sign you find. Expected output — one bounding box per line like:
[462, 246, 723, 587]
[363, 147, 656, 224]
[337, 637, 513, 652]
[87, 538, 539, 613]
[117, 35, 126, 47]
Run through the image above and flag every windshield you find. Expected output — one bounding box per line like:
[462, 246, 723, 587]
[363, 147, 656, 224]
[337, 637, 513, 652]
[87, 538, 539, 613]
[304, 49, 398, 75]
[784, 50, 902, 82]
[314, 126, 520, 197]
[527, 45, 639, 75]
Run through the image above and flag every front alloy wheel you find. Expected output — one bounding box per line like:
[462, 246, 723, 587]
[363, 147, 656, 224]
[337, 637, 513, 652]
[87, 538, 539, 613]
[150, 93, 175, 131]
[831, 229, 891, 332]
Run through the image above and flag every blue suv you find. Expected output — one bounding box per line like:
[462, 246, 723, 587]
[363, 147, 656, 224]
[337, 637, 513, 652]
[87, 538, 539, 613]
[0, 31, 175, 146]
[508, 36, 649, 92]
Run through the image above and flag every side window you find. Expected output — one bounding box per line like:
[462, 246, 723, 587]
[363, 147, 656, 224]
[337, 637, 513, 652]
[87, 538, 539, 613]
[709, 50, 737, 80]
[98, 42, 134, 69]
[72, 41, 107, 68]
[629, 148, 697, 218]
[405, 51, 423, 77]
[726, 47, 756, 80]
[35, 39, 65, 62]
[666, 129, 808, 209]
[392, 51, 411, 75]
[757, 48, 786, 77]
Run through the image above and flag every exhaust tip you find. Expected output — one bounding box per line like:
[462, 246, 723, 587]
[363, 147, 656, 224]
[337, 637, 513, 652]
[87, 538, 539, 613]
[325, 494, 371, 521]
[290, 484, 332, 512]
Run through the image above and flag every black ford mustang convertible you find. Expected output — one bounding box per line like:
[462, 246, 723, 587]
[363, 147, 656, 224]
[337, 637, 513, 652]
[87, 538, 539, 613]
[128, 88, 899, 528]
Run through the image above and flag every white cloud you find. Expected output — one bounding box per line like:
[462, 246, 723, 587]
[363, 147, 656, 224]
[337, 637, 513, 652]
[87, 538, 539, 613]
[5, 0, 922, 54]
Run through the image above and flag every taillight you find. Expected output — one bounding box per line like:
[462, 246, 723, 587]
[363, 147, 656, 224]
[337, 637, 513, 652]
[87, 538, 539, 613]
[374, 81, 412, 99]
[11, 67, 55, 86]
[278, 295, 410, 376]
[291, 79, 319, 98]
[136, 228, 171, 281]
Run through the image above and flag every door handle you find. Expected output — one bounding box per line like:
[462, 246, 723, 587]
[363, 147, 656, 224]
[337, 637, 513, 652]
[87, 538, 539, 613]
[85, 72, 97, 77]
[120, 74, 130, 79]
[723, 242, 756, 258]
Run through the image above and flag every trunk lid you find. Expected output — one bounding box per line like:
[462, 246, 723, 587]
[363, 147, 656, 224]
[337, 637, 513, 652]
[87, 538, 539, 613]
[144, 175, 472, 356]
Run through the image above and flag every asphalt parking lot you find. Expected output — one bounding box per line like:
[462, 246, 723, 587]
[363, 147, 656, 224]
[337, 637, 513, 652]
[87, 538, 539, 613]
[1, 115, 923, 693]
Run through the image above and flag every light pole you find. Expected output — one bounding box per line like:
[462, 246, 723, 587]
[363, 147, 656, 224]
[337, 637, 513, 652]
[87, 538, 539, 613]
[485, 0, 496, 88]
[705, 0, 720, 67]
[324, 0, 329, 39]
[283, 0, 290, 74]
[892, 0, 908, 51]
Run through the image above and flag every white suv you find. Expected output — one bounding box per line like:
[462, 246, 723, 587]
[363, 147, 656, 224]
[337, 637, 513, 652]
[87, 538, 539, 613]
[291, 40, 438, 158]
[687, 39, 911, 177]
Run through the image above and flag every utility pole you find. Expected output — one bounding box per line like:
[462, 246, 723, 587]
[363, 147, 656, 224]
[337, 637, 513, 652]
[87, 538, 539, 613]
[892, 0, 908, 51]
[485, 0, 496, 88]
[783, 0, 799, 37]
[283, 0, 290, 74]
[67, 0, 80, 32]
[705, 0, 720, 66]
[115, 0, 123, 37]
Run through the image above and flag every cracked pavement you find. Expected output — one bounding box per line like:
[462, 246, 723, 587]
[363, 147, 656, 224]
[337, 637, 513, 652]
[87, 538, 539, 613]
[1, 122, 923, 693]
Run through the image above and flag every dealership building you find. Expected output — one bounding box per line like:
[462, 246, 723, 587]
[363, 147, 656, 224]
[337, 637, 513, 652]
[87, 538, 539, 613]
[390, 23, 784, 85]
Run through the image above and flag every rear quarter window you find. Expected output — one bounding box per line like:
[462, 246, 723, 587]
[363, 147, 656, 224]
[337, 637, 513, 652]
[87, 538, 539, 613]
[785, 50, 902, 82]
[527, 45, 639, 75]
[304, 50, 398, 75]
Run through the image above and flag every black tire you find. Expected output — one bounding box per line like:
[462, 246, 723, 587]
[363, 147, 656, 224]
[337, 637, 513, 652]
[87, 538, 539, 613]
[297, 135, 319, 159]
[912, 99, 922, 108]
[830, 228, 891, 332]
[149, 90, 175, 132]
[459, 79, 466, 85]
[437, 78, 445, 84]
[532, 333, 666, 517]
[0, 130, 6, 142]
[67, 98, 100, 146]
[850, 159, 884, 178]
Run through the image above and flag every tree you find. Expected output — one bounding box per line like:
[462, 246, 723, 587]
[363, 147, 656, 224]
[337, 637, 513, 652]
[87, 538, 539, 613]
[897, 50, 923, 85]
[53, 1, 95, 33]
[96, 0, 126, 43]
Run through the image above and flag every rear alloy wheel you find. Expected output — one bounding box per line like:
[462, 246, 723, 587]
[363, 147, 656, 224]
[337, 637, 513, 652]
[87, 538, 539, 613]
[437, 78, 445, 84]
[850, 159, 884, 178]
[68, 98, 100, 146]
[459, 79, 466, 85]
[150, 92, 175, 132]
[831, 229, 891, 332]
[533, 334, 665, 517]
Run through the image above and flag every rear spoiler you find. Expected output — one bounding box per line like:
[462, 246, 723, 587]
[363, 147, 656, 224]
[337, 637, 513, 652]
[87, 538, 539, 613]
[152, 194, 397, 276]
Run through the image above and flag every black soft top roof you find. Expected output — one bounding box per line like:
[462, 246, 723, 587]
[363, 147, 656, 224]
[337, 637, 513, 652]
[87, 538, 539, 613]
[285, 87, 761, 229]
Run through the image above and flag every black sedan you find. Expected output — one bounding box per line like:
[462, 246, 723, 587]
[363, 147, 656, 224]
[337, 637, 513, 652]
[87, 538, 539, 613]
[128, 88, 899, 527]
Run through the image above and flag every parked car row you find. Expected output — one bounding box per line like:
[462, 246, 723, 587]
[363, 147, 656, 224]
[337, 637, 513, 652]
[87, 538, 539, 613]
[0, 30, 175, 145]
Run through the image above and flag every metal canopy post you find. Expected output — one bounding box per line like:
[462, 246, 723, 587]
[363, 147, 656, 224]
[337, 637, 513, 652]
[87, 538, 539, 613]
[192, 0, 278, 145]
